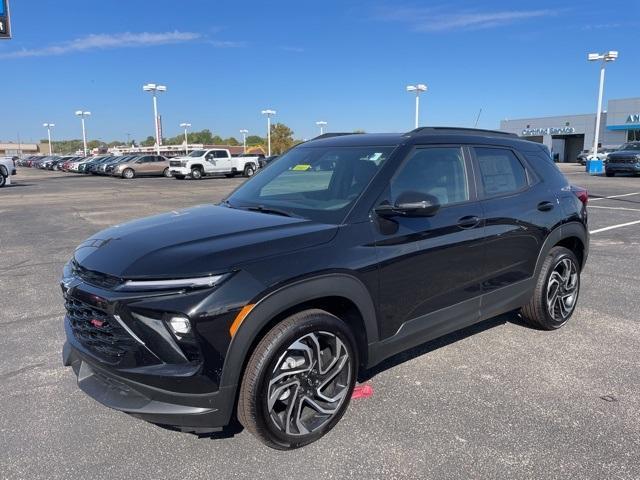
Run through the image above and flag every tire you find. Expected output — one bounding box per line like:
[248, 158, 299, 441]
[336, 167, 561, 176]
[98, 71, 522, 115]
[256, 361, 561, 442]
[0, 173, 6, 188]
[174, 175, 185, 180]
[605, 171, 615, 177]
[520, 246, 580, 330]
[191, 167, 203, 180]
[244, 164, 256, 177]
[122, 168, 135, 179]
[163, 167, 172, 178]
[237, 309, 357, 450]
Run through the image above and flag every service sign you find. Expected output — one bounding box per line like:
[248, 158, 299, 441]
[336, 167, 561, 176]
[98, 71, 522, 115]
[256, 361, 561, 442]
[0, 0, 11, 39]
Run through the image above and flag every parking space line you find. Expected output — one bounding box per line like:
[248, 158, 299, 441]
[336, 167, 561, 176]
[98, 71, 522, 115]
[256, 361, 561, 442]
[590, 192, 640, 202]
[590, 219, 640, 234]
[588, 205, 640, 212]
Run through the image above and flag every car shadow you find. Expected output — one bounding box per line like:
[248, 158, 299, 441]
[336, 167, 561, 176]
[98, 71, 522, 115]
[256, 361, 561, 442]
[359, 311, 526, 382]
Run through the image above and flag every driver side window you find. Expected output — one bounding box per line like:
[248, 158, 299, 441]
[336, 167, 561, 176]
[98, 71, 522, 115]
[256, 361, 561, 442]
[390, 147, 469, 207]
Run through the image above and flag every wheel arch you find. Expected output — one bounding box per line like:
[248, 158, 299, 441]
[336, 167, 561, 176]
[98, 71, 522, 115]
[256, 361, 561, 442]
[0, 165, 8, 176]
[534, 222, 589, 278]
[220, 273, 378, 389]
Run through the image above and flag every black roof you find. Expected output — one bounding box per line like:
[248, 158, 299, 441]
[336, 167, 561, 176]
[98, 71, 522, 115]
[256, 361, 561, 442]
[303, 127, 541, 151]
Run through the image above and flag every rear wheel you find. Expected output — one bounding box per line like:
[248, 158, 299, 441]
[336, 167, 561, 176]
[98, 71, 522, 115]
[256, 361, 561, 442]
[122, 168, 135, 179]
[238, 309, 357, 450]
[244, 164, 256, 177]
[521, 246, 580, 330]
[191, 167, 203, 180]
[163, 167, 172, 177]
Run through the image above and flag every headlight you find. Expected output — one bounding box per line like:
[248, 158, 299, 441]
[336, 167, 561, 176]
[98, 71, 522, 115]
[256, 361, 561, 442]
[181, 160, 188, 167]
[117, 274, 225, 291]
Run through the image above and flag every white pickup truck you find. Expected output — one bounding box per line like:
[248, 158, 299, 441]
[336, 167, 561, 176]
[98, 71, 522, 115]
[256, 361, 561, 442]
[0, 156, 17, 187]
[168, 149, 259, 179]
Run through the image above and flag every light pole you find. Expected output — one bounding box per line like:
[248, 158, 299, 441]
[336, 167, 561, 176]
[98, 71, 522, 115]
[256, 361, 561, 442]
[180, 122, 191, 155]
[261, 109, 276, 156]
[143, 83, 167, 155]
[316, 121, 327, 135]
[588, 51, 618, 156]
[43, 123, 55, 155]
[406, 84, 427, 129]
[240, 129, 249, 153]
[75, 111, 91, 155]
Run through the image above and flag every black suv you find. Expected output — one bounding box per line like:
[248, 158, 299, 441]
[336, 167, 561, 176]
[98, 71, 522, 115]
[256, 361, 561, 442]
[62, 128, 589, 449]
[605, 141, 640, 176]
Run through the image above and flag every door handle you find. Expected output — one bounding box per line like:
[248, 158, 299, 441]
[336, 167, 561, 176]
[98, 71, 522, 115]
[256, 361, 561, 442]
[457, 215, 481, 229]
[537, 201, 554, 212]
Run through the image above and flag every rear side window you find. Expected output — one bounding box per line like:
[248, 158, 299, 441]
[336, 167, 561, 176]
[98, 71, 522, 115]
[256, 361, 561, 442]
[474, 147, 527, 197]
[391, 147, 469, 206]
[215, 150, 229, 158]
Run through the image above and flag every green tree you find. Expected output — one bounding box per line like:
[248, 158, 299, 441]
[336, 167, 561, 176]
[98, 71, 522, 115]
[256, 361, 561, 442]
[140, 136, 156, 147]
[224, 137, 239, 146]
[246, 135, 265, 146]
[270, 123, 295, 154]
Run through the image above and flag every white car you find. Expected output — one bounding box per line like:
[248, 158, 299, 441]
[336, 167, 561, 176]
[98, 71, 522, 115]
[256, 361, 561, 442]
[169, 149, 258, 179]
[0, 156, 17, 187]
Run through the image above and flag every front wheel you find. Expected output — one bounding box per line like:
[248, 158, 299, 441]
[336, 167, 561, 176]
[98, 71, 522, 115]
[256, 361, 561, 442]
[0, 173, 6, 188]
[237, 309, 357, 450]
[520, 246, 580, 330]
[163, 167, 172, 178]
[190, 168, 203, 180]
[122, 168, 135, 179]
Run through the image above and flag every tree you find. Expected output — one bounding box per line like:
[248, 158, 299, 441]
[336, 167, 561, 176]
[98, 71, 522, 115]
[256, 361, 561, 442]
[270, 123, 295, 154]
[246, 135, 265, 146]
[225, 137, 239, 146]
[140, 136, 156, 147]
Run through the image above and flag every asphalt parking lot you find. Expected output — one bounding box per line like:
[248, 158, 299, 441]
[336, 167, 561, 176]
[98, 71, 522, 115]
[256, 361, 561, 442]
[1, 164, 639, 479]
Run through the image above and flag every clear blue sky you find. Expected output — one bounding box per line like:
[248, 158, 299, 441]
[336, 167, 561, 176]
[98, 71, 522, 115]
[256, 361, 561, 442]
[1, 0, 638, 144]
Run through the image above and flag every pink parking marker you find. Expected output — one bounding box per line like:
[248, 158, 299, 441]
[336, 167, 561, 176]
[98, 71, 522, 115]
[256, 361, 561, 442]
[351, 384, 374, 399]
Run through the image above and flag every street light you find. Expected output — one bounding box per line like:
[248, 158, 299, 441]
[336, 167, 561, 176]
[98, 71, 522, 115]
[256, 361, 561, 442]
[180, 122, 191, 155]
[240, 129, 249, 153]
[74, 111, 91, 155]
[316, 121, 327, 135]
[406, 84, 427, 129]
[588, 51, 618, 156]
[143, 83, 167, 155]
[261, 109, 276, 156]
[43, 123, 55, 155]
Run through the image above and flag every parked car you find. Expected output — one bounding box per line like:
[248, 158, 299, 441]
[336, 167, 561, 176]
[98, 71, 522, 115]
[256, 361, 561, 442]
[102, 155, 136, 175]
[169, 149, 258, 179]
[61, 127, 589, 449]
[577, 147, 616, 165]
[605, 141, 640, 177]
[0, 156, 17, 187]
[260, 155, 279, 168]
[112, 154, 172, 179]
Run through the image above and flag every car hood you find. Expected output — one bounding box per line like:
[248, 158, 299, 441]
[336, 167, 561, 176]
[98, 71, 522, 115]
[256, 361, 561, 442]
[74, 205, 337, 279]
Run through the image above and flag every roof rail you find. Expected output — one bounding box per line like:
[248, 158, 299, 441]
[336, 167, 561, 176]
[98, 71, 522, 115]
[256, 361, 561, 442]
[404, 127, 518, 138]
[312, 132, 364, 140]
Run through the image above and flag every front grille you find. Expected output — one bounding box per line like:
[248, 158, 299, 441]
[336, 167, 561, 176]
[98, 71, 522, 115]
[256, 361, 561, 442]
[170, 160, 182, 167]
[609, 156, 640, 164]
[66, 297, 136, 363]
[72, 261, 122, 289]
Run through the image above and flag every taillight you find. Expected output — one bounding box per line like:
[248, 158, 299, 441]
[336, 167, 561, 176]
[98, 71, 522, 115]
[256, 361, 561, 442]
[571, 185, 588, 206]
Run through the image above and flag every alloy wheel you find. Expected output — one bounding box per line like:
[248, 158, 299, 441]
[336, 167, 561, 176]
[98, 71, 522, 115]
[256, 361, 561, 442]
[546, 258, 579, 321]
[266, 331, 351, 436]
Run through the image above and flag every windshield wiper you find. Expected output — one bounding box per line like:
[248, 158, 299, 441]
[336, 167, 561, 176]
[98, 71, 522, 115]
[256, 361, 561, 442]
[243, 205, 295, 217]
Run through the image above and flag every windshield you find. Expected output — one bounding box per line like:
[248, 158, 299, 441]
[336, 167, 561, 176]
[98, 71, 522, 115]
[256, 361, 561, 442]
[621, 143, 640, 151]
[188, 150, 207, 157]
[226, 145, 393, 223]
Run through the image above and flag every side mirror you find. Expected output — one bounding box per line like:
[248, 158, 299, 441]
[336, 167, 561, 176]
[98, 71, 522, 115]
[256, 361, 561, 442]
[375, 191, 440, 218]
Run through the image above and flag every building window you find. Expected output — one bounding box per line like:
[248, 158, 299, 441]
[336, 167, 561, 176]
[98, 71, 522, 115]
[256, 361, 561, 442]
[627, 130, 640, 142]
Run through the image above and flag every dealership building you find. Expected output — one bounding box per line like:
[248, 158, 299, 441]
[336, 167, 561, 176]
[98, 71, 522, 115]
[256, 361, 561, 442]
[500, 97, 640, 162]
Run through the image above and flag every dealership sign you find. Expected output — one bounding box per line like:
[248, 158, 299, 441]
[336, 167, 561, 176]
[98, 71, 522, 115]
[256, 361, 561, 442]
[0, 0, 10, 39]
[626, 114, 640, 123]
[521, 127, 576, 136]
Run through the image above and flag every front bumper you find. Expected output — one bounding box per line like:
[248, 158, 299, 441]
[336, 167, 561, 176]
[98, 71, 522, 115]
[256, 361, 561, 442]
[606, 162, 640, 173]
[169, 167, 190, 176]
[63, 339, 235, 431]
